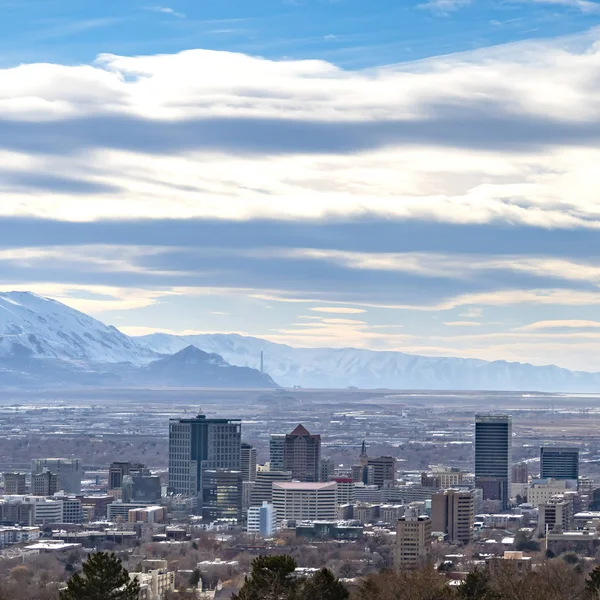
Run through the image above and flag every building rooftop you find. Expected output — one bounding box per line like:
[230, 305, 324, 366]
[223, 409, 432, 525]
[273, 482, 336, 491]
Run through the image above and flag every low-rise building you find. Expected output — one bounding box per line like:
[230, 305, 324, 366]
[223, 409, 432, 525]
[0, 526, 40, 548]
[131, 560, 175, 600]
[247, 501, 277, 537]
[128, 506, 164, 524]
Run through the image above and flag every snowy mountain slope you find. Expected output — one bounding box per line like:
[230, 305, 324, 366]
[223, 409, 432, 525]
[0, 291, 157, 364]
[135, 332, 600, 392]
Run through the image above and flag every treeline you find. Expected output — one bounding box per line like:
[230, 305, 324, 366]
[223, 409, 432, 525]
[355, 560, 600, 600]
[10, 550, 600, 600]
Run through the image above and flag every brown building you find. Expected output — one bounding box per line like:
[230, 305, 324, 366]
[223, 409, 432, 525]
[431, 489, 475, 545]
[32, 470, 59, 496]
[395, 508, 432, 571]
[512, 462, 529, 484]
[368, 456, 397, 488]
[284, 425, 321, 483]
[3, 473, 27, 495]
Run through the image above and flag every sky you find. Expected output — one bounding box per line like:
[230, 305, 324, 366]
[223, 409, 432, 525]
[1, 0, 600, 371]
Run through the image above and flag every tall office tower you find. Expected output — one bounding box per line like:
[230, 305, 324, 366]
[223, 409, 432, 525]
[241, 443, 257, 482]
[168, 413, 241, 498]
[395, 507, 432, 571]
[201, 470, 243, 522]
[32, 470, 59, 496]
[109, 462, 148, 490]
[368, 456, 397, 488]
[31, 458, 82, 494]
[3, 473, 26, 495]
[540, 447, 579, 481]
[250, 471, 292, 506]
[512, 462, 529, 484]
[475, 414, 512, 510]
[431, 489, 475, 545]
[284, 424, 322, 482]
[269, 435, 286, 471]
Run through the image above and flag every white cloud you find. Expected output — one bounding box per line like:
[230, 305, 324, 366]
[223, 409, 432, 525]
[444, 321, 482, 326]
[1, 31, 600, 226]
[529, 0, 600, 13]
[147, 6, 186, 18]
[309, 307, 367, 314]
[417, 0, 472, 15]
[517, 319, 600, 331]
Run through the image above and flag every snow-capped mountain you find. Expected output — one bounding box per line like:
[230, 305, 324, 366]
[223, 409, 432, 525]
[0, 292, 275, 388]
[2, 290, 600, 391]
[0, 291, 156, 364]
[135, 332, 600, 392]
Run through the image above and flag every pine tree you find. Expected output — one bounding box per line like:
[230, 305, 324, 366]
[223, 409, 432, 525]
[60, 552, 140, 600]
[586, 564, 600, 599]
[301, 568, 349, 600]
[232, 555, 298, 600]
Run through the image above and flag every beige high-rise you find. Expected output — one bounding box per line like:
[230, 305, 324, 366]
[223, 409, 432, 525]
[431, 489, 475, 545]
[395, 508, 432, 570]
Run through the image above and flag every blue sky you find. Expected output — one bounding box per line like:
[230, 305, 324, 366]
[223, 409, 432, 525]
[1, 0, 600, 370]
[1, 0, 599, 68]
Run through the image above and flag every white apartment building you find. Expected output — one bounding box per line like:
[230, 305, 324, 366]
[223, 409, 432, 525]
[272, 482, 336, 523]
[0, 526, 40, 548]
[247, 501, 277, 537]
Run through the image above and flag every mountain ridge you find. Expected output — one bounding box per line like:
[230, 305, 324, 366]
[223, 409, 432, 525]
[0, 290, 599, 392]
[134, 331, 600, 392]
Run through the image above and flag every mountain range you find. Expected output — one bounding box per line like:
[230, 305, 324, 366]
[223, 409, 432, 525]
[0, 290, 599, 392]
[0, 292, 274, 388]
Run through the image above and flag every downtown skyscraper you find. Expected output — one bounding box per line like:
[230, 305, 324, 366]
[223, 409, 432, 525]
[168, 412, 241, 497]
[474, 414, 512, 510]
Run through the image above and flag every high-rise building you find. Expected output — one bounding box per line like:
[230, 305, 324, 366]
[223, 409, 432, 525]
[168, 413, 241, 499]
[431, 489, 475, 545]
[241, 443, 257, 482]
[368, 456, 397, 488]
[109, 462, 148, 490]
[32, 470, 59, 496]
[540, 447, 579, 481]
[247, 501, 277, 537]
[272, 481, 336, 523]
[269, 435, 286, 472]
[201, 470, 243, 522]
[475, 414, 512, 510]
[31, 459, 82, 494]
[250, 471, 292, 506]
[395, 508, 432, 571]
[3, 473, 27, 495]
[283, 425, 322, 483]
[512, 462, 529, 484]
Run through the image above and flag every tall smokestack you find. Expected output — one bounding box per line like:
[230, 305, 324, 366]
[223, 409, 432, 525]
[260, 351, 264, 374]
